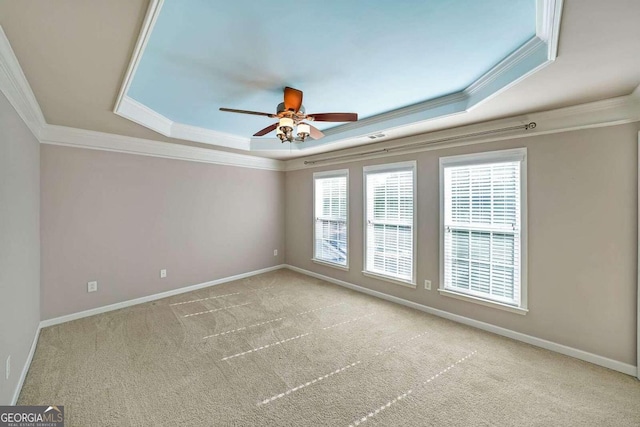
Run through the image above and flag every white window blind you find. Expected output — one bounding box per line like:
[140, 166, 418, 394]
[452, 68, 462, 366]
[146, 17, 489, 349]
[441, 149, 525, 308]
[364, 162, 415, 284]
[313, 171, 348, 267]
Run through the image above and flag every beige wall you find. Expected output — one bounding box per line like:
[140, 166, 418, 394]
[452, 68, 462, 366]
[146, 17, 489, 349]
[285, 123, 639, 365]
[41, 145, 285, 320]
[0, 92, 40, 404]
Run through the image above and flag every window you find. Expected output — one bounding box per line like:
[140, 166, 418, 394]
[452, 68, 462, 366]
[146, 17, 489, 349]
[313, 170, 348, 269]
[363, 161, 416, 286]
[439, 148, 527, 314]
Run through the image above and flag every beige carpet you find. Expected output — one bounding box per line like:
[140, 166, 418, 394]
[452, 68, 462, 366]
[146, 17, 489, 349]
[19, 269, 640, 426]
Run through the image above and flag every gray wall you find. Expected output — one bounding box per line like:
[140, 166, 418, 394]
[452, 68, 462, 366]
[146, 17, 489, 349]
[285, 124, 639, 365]
[41, 145, 285, 320]
[0, 92, 40, 404]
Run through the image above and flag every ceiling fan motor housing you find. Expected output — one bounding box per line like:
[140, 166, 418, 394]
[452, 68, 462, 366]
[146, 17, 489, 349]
[277, 102, 305, 115]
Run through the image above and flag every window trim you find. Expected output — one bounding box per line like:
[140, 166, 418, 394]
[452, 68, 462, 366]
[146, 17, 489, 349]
[312, 169, 349, 270]
[438, 148, 528, 314]
[362, 161, 417, 287]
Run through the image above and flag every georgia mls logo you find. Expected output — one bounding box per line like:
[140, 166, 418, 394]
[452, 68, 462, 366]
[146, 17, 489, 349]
[0, 405, 64, 427]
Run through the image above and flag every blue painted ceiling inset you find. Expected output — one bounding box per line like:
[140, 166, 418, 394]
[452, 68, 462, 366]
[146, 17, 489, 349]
[128, 0, 536, 137]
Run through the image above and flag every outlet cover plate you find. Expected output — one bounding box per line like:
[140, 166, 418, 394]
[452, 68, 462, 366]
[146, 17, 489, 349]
[87, 281, 98, 292]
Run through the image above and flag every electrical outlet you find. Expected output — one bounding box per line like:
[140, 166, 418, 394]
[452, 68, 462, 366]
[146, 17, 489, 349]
[160, 269, 167, 279]
[424, 280, 431, 290]
[6, 355, 10, 380]
[87, 281, 98, 293]
[273, 249, 278, 256]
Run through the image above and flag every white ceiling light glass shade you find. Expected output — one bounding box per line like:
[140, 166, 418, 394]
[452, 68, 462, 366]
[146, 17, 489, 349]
[278, 117, 294, 132]
[297, 123, 310, 141]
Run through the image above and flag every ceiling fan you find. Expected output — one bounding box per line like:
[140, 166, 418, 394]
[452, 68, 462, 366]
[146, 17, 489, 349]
[219, 87, 358, 142]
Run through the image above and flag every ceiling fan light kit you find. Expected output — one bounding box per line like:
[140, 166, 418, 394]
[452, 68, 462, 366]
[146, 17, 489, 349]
[296, 123, 311, 141]
[278, 117, 294, 142]
[219, 86, 358, 143]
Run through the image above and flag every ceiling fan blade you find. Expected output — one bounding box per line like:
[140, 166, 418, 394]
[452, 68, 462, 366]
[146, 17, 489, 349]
[308, 112, 358, 122]
[219, 107, 275, 117]
[283, 86, 303, 112]
[306, 123, 325, 140]
[253, 122, 278, 137]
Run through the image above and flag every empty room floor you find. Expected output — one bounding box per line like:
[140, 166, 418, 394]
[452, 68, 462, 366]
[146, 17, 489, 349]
[19, 269, 640, 426]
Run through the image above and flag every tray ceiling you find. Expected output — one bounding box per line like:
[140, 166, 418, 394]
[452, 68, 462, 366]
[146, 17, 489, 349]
[116, 0, 559, 153]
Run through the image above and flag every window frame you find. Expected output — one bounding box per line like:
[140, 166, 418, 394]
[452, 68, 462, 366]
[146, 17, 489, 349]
[362, 161, 417, 288]
[312, 169, 350, 271]
[438, 148, 528, 315]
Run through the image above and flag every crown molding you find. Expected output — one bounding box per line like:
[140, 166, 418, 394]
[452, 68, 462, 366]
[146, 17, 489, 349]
[113, 0, 164, 113]
[463, 37, 549, 113]
[39, 124, 284, 171]
[465, 38, 545, 100]
[320, 92, 470, 139]
[115, 95, 172, 135]
[0, 26, 46, 139]
[537, 0, 563, 58]
[170, 122, 249, 150]
[284, 88, 640, 171]
[116, 95, 251, 150]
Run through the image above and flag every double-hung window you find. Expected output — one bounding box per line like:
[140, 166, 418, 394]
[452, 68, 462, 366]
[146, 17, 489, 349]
[439, 148, 527, 314]
[313, 170, 349, 269]
[363, 161, 416, 286]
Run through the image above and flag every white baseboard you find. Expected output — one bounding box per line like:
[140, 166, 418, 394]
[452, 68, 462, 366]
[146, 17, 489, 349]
[14, 262, 635, 404]
[285, 264, 637, 377]
[40, 264, 286, 328]
[11, 324, 41, 405]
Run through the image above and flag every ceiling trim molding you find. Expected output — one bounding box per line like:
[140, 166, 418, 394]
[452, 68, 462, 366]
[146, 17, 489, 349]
[284, 88, 640, 171]
[463, 37, 548, 109]
[117, 95, 172, 135]
[39, 124, 284, 171]
[116, 0, 565, 154]
[113, 0, 164, 114]
[117, 95, 251, 149]
[536, 0, 563, 58]
[0, 26, 46, 139]
[170, 122, 249, 149]
[465, 37, 544, 97]
[324, 92, 469, 135]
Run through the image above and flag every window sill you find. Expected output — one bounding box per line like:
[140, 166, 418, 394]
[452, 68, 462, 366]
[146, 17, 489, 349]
[312, 258, 349, 271]
[362, 271, 416, 288]
[438, 288, 528, 315]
